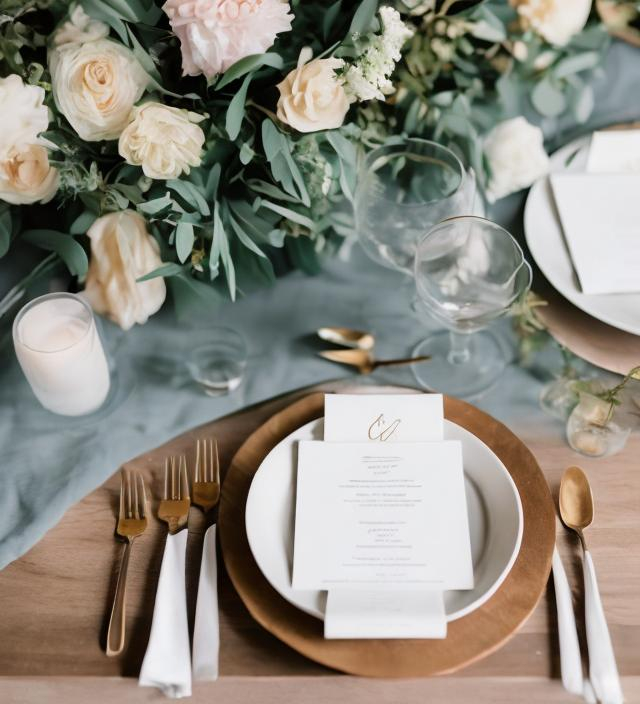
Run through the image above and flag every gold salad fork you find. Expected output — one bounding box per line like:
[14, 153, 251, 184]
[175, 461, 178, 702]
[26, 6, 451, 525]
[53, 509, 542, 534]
[106, 470, 148, 657]
[193, 438, 221, 515]
[158, 455, 190, 533]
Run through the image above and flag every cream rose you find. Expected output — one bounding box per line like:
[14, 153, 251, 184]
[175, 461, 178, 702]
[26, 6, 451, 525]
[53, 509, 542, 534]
[52, 6, 109, 48]
[510, 0, 592, 46]
[84, 210, 166, 330]
[118, 102, 206, 180]
[484, 117, 550, 202]
[276, 49, 350, 133]
[49, 39, 148, 141]
[0, 144, 59, 205]
[0, 74, 50, 154]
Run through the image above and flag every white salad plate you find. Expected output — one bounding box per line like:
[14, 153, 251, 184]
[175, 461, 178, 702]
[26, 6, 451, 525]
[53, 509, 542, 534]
[524, 134, 640, 336]
[245, 417, 523, 622]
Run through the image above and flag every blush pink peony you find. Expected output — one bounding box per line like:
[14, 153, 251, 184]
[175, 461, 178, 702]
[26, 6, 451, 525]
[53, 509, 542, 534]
[163, 0, 293, 78]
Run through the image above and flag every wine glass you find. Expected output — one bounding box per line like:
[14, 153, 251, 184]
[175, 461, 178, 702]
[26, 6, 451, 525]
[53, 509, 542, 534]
[412, 216, 532, 397]
[354, 138, 475, 274]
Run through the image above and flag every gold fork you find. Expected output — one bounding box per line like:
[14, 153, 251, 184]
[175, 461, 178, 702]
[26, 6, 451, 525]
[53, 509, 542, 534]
[106, 470, 148, 657]
[158, 455, 190, 534]
[193, 438, 221, 514]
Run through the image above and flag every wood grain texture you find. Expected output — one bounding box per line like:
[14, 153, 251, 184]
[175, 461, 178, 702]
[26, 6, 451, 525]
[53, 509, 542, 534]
[0, 380, 638, 701]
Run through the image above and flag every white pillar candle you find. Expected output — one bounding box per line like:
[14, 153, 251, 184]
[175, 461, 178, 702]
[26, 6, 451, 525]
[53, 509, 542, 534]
[12, 293, 111, 416]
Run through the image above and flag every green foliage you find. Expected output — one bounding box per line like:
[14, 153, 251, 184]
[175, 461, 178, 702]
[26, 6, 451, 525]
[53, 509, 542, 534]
[0, 0, 613, 314]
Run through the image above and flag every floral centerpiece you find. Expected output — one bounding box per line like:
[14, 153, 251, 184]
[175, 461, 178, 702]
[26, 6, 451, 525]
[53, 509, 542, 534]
[0, 0, 609, 329]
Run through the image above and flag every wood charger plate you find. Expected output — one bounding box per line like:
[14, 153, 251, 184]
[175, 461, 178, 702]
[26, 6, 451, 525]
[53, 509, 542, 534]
[218, 390, 556, 677]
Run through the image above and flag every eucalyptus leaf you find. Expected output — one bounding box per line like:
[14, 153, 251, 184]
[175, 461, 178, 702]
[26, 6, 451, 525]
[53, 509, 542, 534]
[349, 0, 378, 36]
[175, 221, 195, 263]
[226, 72, 253, 141]
[167, 179, 210, 215]
[259, 199, 315, 230]
[21, 229, 88, 277]
[69, 211, 96, 235]
[216, 52, 283, 89]
[137, 262, 184, 282]
[553, 51, 600, 79]
[0, 206, 11, 258]
[531, 77, 567, 117]
[323, 0, 343, 40]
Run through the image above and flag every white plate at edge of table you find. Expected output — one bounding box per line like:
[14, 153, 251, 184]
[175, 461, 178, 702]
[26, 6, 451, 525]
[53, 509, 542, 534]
[525, 134, 640, 336]
[245, 417, 523, 622]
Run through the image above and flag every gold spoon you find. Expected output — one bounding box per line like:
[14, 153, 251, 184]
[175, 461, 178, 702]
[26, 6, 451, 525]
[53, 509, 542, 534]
[318, 349, 431, 375]
[317, 327, 375, 350]
[559, 466, 623, 704]
[559, 465, 594, 550]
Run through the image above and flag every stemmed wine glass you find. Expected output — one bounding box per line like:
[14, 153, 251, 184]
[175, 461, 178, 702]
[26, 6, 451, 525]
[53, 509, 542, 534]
[412, 216, 532, 397]
[354, 138, 476, 274]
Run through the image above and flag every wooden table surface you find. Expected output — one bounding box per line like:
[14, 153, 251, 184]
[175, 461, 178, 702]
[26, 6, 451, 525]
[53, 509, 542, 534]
[1, 381, 639, 704]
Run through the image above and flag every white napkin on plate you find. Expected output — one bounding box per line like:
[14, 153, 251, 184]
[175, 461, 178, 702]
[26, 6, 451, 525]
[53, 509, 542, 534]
[550, 173, 640, 295]
[139, 530, 191, 699]
[587, 130, 640, 173]
[192, 524, 220, 681]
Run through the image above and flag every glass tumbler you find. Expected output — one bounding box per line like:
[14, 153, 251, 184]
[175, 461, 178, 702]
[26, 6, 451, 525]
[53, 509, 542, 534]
[12, 292, 111, 416]
[186, 326, 247, 397]
[413, 216, 532, 397]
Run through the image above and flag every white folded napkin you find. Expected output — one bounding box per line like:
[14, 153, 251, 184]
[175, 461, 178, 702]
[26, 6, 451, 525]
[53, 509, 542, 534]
[139, 530, 191, 699]
[587, 129, 640, 173]
[192, 524, 220, 681]
[550, 173, 640, 295]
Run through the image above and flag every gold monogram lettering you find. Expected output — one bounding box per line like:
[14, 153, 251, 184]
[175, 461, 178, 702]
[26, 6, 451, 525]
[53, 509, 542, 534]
[368, 413, 401, 441]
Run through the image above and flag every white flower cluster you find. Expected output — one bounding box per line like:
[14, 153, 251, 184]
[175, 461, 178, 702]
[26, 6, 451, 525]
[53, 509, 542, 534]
[343, 6, 414, 102]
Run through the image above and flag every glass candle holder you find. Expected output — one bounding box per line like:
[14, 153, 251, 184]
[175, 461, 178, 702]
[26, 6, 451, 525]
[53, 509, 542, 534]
[566, 392, 631, 458]
[13, 292, 111, 416]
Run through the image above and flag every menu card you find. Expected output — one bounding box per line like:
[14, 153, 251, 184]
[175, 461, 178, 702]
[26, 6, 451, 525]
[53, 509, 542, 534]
[292, 440, 473, 591]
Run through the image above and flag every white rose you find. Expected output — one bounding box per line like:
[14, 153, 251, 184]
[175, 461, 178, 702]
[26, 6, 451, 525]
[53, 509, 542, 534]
[0, 143, 59, 205]
[484, 117, 550, 202]
[84, 210, 166, 330]
[118, 102, 206, 180]
[52, 6, 109, 48]
[49, 39, 148, 141]
[276, 49, 350, 133]
[0, 74, 50, 155]
[510, 0, 592, 46]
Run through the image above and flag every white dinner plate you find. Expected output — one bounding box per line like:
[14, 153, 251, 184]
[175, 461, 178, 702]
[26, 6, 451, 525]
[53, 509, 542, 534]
[245, 417, 523, 622]
[524, 135, 640, 335]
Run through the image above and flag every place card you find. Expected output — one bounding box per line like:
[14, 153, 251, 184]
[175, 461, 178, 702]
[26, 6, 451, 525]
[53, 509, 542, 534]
[292, 440, 473, 591]
[550, 173, 640, 295]
[324, 393, 443, 443]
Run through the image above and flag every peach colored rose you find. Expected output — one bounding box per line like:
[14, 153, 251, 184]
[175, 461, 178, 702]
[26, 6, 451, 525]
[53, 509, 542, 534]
[84, 210, 166, 330]
[276, 49, 350, 133]
[0, 144, 59, 205]
[163, 0, 293, 78]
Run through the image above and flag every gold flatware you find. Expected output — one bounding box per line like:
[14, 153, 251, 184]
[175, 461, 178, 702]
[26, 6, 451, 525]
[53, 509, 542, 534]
[193, 438, 221, 514]
[318, 349, 431, 374]
[559, 466, 623, 704]
[158, 455, 190, 534]
[559, 466, 594, 549]
[106, 470, 148, 657]
[317, 327, 375, 350]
